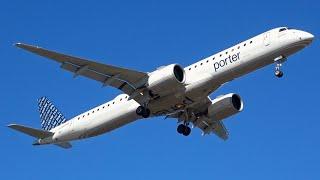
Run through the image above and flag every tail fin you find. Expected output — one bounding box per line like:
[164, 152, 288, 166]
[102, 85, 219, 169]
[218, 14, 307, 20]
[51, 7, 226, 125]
[38, 97, 67, 131]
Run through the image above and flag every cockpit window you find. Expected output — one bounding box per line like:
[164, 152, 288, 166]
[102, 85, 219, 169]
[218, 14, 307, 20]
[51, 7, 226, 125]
[279, 28, 287, 32]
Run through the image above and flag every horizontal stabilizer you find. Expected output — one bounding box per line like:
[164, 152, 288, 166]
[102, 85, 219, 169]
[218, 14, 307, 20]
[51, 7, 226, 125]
[8, 124, 53, 139]
[55, 142, 72, 149]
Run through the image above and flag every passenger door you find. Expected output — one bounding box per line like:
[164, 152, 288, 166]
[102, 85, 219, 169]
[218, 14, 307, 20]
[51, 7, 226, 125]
[264, 32, 271, 46]
[68, 120, 75, 134]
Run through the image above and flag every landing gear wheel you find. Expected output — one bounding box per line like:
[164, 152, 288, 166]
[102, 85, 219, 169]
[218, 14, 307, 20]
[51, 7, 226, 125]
[275, 70, 283, 78]
[177, 124, 185, 134]
[142, 108, 150, 118]
[136, 106, 150, 118]
[182, 126, 191, 136]
[177, 124, 191, 136]
[136, 106, 144, 116]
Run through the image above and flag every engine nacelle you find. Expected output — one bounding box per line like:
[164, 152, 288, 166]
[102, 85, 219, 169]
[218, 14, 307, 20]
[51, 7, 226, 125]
[147, 64, 185, 96]
[207, 93, 244, 121]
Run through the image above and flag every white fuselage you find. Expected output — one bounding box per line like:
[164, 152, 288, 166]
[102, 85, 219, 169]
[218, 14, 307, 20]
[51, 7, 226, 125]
[48, 27, 313, 144]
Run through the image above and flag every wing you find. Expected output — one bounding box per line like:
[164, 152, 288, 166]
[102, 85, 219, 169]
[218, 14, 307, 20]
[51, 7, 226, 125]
[212, 121, 228, 140]
[192, 97, 229, 140]
[16, 43, 148, 102]
[198, 119, 229, 140]
[167, 96, 229, 140]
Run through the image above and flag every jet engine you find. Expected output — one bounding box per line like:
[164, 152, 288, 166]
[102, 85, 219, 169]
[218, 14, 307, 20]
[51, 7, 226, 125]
[207, 93, 244, 121]
[147, 64, 185, 96]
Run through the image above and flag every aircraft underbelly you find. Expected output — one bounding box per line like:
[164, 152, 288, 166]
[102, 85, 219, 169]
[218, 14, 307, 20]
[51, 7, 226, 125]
[86, 101, 140, 138]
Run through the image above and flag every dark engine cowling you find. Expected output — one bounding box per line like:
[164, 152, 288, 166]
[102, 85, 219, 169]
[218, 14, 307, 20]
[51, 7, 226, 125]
[207, 93, 244, 121]
[147, 64, 185, 96]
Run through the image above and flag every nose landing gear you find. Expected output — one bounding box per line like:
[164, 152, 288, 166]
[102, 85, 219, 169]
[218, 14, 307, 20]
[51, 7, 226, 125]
[274, 55, 286, 78]
[275, 69, 283, 78]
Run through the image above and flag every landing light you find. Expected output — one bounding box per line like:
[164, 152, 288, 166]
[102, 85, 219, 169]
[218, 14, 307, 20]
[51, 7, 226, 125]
[175, 104, 185, 109]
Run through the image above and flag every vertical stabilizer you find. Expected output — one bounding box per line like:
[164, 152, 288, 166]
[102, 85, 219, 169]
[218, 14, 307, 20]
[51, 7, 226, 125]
[38, 97, 67, 130]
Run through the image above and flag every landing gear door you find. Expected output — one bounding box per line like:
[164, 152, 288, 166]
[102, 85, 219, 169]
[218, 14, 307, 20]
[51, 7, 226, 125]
[264, 32, 271, 46]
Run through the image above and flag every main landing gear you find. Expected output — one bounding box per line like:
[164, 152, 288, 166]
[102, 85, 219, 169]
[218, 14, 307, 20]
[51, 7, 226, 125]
[136, 106, 150, 118]
[274, 55, 286, 78]
[177, 123, 191, 136]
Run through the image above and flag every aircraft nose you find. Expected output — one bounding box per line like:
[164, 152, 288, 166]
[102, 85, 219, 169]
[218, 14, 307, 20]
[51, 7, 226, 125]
[300, 31, 314, 42]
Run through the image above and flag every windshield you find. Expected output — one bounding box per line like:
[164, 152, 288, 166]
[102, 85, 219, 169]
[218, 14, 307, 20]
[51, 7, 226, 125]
[279, 28, 287, 32]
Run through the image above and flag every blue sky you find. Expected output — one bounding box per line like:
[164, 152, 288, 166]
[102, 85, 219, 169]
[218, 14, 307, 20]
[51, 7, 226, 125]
[1, 0, 319, 179]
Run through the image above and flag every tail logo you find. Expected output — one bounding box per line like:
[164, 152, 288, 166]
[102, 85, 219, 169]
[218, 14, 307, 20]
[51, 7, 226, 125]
[38, 97, 67, 131]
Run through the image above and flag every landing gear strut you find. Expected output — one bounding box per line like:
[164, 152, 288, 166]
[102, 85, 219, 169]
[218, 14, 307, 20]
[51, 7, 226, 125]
[274, 56, 286, 78]
[136, 106, 150, 118]
[177, 123, 191, 136]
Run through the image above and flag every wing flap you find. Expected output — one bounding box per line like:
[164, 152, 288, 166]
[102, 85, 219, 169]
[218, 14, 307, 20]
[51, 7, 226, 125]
[60, 62, 136, 95]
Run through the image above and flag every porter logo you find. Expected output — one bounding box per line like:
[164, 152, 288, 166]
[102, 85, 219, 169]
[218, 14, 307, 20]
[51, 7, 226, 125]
[213, 52, 240, 72]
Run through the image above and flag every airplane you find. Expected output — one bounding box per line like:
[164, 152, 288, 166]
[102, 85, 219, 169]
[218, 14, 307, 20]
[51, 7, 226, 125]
[8, 27, 314, 149]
